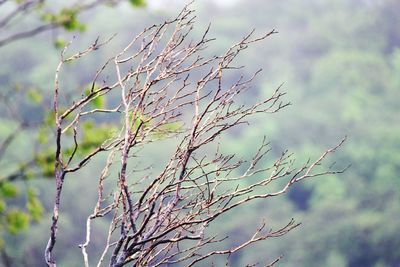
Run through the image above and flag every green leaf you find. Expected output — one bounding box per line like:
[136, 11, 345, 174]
[35, 149, 54, 177]
[0, 182, 18, 198]
[41, 12, 54, 23]
[128, 111, 149, 132]
[91, 95, 105, 109]
[59, 8, 86, 32]
[6, 210, 29, 235]
[129, 0, 146, 7]
[161, 122, 182, 132]
[0, 200, 6, 213]
[26, 188, 43, 222]
[44, 110, 56, 126]
[59, 121, 117, 160]
[25, 170, 34, 180]
[54, 38, 67, 49]
[82, 121, 94, 130]
[154, 122, 183, 139]
[84, 85, 104, 109]
[37, 127, 48, 145]
[81, 123, 117, 149]
[42, 9, 86, 32]
[27, 89, 42, 104]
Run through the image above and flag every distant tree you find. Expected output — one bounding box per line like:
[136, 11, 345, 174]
[44, 4, 345, 266]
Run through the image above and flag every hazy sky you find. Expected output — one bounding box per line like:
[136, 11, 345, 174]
[147, 0, 242, 10]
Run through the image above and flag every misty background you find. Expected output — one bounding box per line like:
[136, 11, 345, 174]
[0, 0, 399, 266]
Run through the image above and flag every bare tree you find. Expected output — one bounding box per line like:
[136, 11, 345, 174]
[45, 4, 346, 267]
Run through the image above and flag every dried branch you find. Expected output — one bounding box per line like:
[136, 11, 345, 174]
[44, 4, 345, 267]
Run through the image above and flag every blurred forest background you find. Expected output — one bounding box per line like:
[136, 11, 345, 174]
[0, 0, 399, 266]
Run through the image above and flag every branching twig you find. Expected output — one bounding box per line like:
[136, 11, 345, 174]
[44, 4, 346, 267]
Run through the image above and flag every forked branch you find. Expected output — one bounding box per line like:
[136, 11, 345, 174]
[45, 3, 345, 267]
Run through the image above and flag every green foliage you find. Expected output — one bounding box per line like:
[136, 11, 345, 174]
[35, 149, 54, 177]
[308, 175, 346, 208]
[6, 209, 29, 235]
[26, 188, 43, 222]
[128, 111, 150, 132]
[153, 122, 183, 139]
[54, 38, 67, 49]
[81, 121, 117, 149]
[190, 1, 400, 266]
[42, 8, 86, 32]
[0, 200, 6, 213]
[44, 110, 56, 127]
[34, 120, 118, 177]
[0, 182, 18, 198]
[91, 95, 105, 109]
[0, 1, 147, 263]
[129, 0, 146, 7]
[37, 126, 48, 145]
[84, 87, 106, 109]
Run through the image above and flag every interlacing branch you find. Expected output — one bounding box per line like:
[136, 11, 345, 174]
[45, 3, 346, 267]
